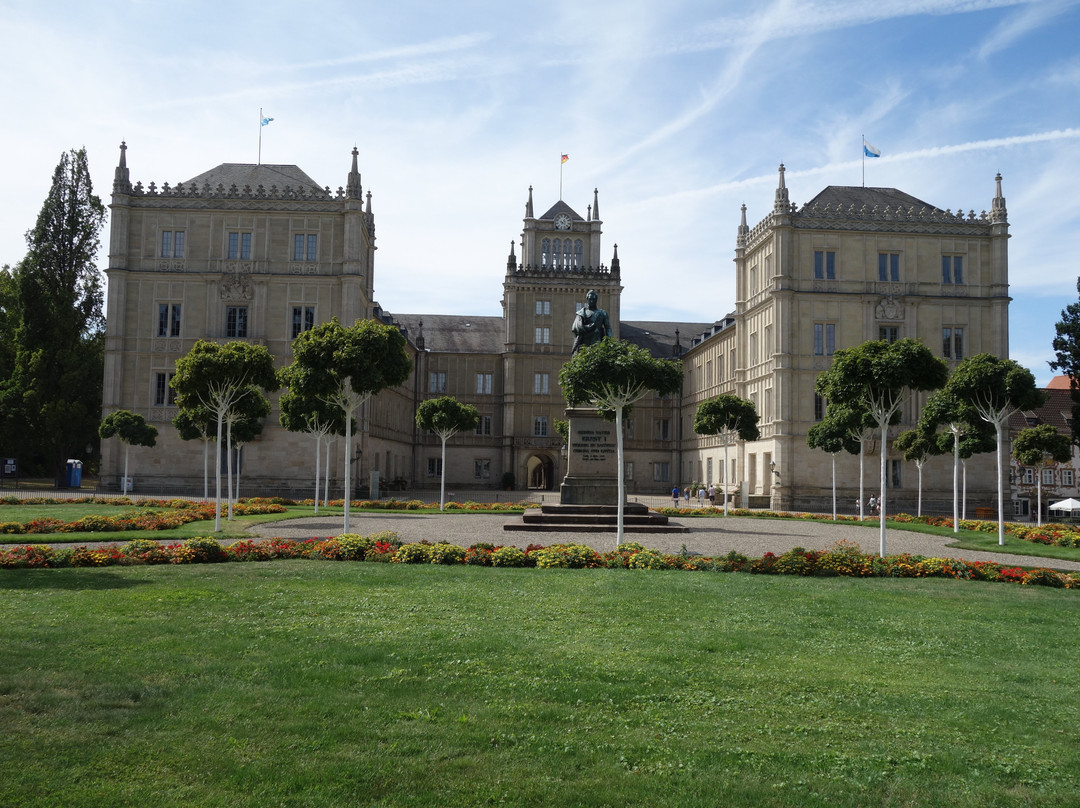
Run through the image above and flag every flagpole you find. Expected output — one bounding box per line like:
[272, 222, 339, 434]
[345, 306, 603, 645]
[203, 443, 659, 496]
[259, 108, 263, 166]
[559, 153, 563, 200]
[861, 134, 865, 187]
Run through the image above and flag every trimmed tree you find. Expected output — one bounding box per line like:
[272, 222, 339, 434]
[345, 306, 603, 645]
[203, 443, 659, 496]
[1013, 424, 1072, 526]
[171, 340, 278, 531]
[815, 339, 948, 556]
[416, 396, 479, 511]
[928, 354, 1044, 544]
[98, 410, 158, 494]
[278, 318, 412, 533]
[559, 337, 683, 545]
[893, 428, 935, 517]
[224, 390, 270, 503]
[695, 395, 760, 517]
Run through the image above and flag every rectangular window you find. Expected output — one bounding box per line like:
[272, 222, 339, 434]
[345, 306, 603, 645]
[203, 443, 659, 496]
[653, 462, 671, 482]
[1064, 469, 1075, 487]
[291, 306, 315, 340]
[814, 323, 836, 356]
[476, 372, 493, 395]
[887, 459, 902, 488]
[1013, 499, 1030, 517]
[814, 393, 826, 422]
[474, 459, 491, 480]
[624, 461, 633, 481]
[942, 255, 964, 284]
[814, 250, 836, 280]
[160, 231, 185, 258]
[656, 418, 671, 441]
[624, 419, 635, 440]
[475, 415, 492, 436]
[535, 300, 551, 316]
[158, 303, 181, 337]
[426, 457, 442, 477]
[154, 372, 177, 406]
[1022, 468, 1034, 484]
[429, 372, 446, 393]
[533, 416, 548, 437]
[228, 232, 252, 260]
[293, 234, 318, 261]
[943, 326, 964, 360]
[534, 372, 549, 395]
[535, 327, 551, 344]
[878, 252, 900, 282]
[1042, 468, 1055, 486]
[879, 325, 899, 343]
[226, 306, 248, 338]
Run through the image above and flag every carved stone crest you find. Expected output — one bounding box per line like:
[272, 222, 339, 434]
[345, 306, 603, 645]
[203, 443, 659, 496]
[875, 295, 904, 320]
[220, 270, 254, 302]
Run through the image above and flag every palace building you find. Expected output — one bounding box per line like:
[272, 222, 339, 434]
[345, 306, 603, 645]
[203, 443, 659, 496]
[101, 144, 1011, 512]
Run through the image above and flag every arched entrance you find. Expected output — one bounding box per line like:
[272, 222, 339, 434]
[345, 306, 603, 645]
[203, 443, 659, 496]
[526, 454, 556, 490]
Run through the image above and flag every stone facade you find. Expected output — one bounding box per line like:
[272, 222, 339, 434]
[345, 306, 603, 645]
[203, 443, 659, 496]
[676, 166, 1012, 514]
[101, 145, 1014, 511]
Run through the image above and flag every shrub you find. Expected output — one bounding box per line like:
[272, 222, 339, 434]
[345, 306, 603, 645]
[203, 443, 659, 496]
[336, 533, 376, 561]
[311, 539, 342, 560]
[123, 538, 163, 557]
[465, 544, 495, 566]
[1022, 568, 1067, 588]
[532, 543, 600, 569]
[226, 539, 272, 562]
[490, 546, 529, 567]
[428, 542, 466, 565]
[394, 543, 432, 564]
[0, 521, 26, 534]
[714, 550, 749, 572]
[627, 549, 674, 570]
[773, 547, 819, 576]
[365, 551, 394, 563]
[817, 540, 873, 577]
[749, 552, 778, 574]
[181, 536, 226, 563]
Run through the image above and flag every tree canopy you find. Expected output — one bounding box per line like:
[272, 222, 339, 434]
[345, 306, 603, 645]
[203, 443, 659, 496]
[99, 410, 158, 495]
[1013, 423, 1072, 526]
[0, 149, 106, 482]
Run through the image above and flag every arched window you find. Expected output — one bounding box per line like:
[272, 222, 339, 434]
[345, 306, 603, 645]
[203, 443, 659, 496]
[553, 239, 563, 268]
[541, 238, 550, 267]
[574, 239, 584, 268]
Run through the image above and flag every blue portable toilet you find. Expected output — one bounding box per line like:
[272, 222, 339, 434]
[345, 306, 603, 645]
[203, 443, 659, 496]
[66, 459, 83, 488]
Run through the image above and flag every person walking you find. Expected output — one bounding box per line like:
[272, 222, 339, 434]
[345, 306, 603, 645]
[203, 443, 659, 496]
[697, 486, 706, 507]
[868, 495, 877, 517]
[708, 484, 716, 507]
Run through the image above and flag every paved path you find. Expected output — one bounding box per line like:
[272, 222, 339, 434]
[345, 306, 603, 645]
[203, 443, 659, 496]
[248, 513, 1080, 571]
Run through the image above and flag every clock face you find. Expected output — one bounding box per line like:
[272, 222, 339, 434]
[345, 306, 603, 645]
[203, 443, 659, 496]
[554, 213, 572, 231]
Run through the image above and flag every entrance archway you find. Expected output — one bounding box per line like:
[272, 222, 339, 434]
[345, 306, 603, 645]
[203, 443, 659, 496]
[526, 454, 556, 490]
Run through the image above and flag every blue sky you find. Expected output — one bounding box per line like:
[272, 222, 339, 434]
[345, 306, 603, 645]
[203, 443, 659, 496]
[1, 0, 1078, 384]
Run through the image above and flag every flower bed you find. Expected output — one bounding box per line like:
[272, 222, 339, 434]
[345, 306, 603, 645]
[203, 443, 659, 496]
[0, 499, 288, 534]
[2, 535, 1077, 590]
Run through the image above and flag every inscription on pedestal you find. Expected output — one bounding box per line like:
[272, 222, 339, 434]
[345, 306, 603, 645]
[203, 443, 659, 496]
[561, 408, 619, 505]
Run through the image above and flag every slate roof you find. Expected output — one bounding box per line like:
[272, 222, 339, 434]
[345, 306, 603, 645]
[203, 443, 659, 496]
[393, 314, 504, 354]
[801, 186, 942, 212]
[390, 312, 713, 359]
[537, 200, 586, 221]
[183, 163, 324, 192]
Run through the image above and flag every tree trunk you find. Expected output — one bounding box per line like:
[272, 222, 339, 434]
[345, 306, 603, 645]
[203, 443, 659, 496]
[344, 407, 353, 533]
[723, 438, 730, 517]
[616, 407, 625, 546]
[226, 421, 234, 521]
[995, 420, 1005, 545]
[879, 423, 888, 557]
[858, 441, 865, 522]
[123, 444, 130, 495]
[831, 452, 836, 520]
[314, 433, 320, 515]
[439, 435, 447, 511]
[952, 430, 959, 533]
[203, 439, 209, 500]
[214, 415, 223, 532]
[917, 460, 923, 517]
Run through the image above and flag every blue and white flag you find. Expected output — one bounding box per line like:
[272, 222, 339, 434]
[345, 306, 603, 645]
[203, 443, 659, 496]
[863, 138, 881, 158]
[261, 116, 274, 126]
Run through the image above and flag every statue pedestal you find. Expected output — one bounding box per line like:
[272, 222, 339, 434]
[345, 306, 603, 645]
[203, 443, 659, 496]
[559, 408, 619, 505]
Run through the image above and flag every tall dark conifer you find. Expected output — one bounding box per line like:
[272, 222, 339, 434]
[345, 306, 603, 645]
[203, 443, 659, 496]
[0, 148, 106, 483]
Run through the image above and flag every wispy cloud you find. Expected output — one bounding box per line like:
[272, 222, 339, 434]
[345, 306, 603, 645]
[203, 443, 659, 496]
[976, 0, 1080, 59]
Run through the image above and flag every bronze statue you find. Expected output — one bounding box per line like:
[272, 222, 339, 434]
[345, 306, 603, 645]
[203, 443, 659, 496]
[571, 290, 612, 353]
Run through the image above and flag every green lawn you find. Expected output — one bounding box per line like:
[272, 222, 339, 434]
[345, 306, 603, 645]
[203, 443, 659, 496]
[1, 562, 1077, 807]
